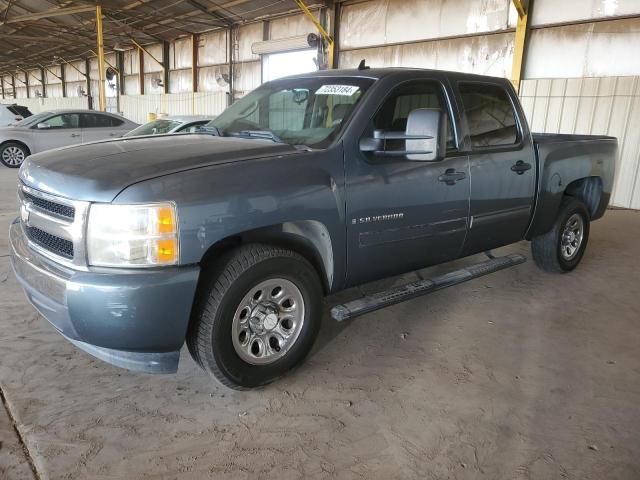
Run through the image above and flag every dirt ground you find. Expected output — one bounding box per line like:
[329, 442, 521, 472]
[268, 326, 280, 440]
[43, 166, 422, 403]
[0, 166, 638, 480]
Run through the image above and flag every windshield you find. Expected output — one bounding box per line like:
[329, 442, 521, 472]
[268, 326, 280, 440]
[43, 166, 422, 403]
[125, 119, 182, 136]
[206, 76, 374, 148]
[12, 112, 52, 127]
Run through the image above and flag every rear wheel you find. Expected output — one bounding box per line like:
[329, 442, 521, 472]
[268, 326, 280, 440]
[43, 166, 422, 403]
[0, 142, 29, 168]
[187, 244, 323, 389]
[531, 197, 590, 273]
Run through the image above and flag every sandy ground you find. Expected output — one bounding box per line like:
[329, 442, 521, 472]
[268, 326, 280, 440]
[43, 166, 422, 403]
[0, 166, 639, 479]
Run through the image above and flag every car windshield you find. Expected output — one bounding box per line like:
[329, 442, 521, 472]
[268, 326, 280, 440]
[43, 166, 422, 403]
[125, 119, 182, 136]
[12, 112, 52, 127]
[206, 76, 375, 148]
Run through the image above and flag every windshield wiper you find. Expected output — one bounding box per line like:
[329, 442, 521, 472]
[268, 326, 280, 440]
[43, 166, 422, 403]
[229, 129, 285, 144]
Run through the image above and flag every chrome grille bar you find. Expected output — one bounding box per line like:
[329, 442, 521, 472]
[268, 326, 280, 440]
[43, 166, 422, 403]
[18, 184, 90, 270]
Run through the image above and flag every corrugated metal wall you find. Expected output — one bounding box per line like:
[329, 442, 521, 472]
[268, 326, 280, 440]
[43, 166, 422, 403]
[338, 0, 517, 77]
[520, 76, 640, 209]
[119, 92, 228, 124]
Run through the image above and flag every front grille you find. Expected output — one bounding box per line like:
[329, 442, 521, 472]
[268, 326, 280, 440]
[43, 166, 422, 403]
[23, 191, 75, 220]
[25, 226, 74, 259]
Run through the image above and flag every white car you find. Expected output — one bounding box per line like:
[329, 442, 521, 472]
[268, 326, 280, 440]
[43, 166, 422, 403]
[124, 116, 214, 137]
[0, 104, 32, 126]
[0, 110, 138, 168]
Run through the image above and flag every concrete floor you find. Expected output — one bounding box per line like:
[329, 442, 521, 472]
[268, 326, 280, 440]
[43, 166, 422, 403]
[0, 166, 639, 480]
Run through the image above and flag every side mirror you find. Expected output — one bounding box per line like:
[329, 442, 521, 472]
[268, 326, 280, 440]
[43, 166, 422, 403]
[37, 122, 51, 129]
[405, 108, 446, 162]
[359, 108, 446, 162]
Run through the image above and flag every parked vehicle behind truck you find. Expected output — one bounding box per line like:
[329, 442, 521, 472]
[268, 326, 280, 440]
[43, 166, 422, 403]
[0, 109, 137, 167]
[10, 68, 616, 389]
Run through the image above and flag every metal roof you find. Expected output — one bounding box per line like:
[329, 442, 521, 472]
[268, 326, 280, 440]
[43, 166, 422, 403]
[0, 0, 332, 73]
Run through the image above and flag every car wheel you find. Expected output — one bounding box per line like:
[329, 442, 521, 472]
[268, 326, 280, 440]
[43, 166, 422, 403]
[0, 142, 29, 168]
[531, 196, 590, 273]
[187, 244, 323, 389]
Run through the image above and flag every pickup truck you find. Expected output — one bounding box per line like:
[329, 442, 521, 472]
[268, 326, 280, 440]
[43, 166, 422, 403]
[10, 68, 616, 389]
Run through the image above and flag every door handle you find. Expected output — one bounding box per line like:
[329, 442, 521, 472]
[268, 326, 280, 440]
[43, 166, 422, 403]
[511, 160, 532, 175]
[71, 133, 81, 138]
[438, 168, 466, 186]
[109, 133, 117, 137]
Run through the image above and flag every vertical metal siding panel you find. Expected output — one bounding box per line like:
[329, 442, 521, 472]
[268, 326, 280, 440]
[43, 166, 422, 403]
[615, 79, 640, 207]
[520, 75, 640, 209]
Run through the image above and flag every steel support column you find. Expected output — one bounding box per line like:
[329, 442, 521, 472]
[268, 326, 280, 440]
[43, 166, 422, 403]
[96, 5, 107, 111]
[511, 0, 532, 93]
[191, 34, 199, 93]
[60, 62, 66, 97]
[85, 59, 93, 110]
[39, 67, 47, 98]
[228, 26, 234, 106]
[117, 51, 125, 96]
[163, 41, 170, 94]
[138, 48, 145, 95]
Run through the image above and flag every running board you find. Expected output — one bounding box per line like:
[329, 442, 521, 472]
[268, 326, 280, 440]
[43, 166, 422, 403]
[331, 253, 526, 322]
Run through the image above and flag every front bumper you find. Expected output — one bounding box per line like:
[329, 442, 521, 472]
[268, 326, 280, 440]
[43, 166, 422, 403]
[9, 219, 200, 374]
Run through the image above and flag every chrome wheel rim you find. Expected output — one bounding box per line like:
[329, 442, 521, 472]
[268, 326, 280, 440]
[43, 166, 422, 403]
[231, 278, 305, 365]
[560, 213, 584, 261]
[2, 146, 25, 166]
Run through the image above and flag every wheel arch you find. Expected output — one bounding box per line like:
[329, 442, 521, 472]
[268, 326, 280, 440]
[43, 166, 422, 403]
[527, 175, 603, 239]
[563, 176, 603, 219]
[198, 220, 335, 295]
[0, 139, 31, 155]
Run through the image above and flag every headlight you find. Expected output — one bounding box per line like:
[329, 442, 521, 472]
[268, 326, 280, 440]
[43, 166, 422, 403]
[87, 203, 179, 267]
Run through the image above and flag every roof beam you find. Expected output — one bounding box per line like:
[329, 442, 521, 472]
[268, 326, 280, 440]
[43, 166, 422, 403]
[3, 5, 96, 24]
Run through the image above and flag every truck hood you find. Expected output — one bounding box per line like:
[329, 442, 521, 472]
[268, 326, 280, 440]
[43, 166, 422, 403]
[19, 134, 296, 202]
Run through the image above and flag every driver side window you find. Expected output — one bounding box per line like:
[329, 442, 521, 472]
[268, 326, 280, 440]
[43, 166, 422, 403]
[41, 113, 80, 129]
[374, 81, 455, 151]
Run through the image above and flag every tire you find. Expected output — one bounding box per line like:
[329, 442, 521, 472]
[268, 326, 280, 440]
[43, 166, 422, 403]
[531, 196, 590, 273]
[0, 142, 29, 168]
[187, 244, 323, 389]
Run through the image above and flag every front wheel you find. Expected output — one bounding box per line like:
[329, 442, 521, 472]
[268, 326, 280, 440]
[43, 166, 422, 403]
[187, 244, 323, 389]
[0, 142, 29, 168]
[531, 197, 590, 273]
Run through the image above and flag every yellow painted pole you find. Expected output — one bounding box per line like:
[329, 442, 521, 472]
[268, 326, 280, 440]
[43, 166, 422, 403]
[294, 0, 334, 69]
[96, 5, 107, 111]
[510, 0, 530, 93]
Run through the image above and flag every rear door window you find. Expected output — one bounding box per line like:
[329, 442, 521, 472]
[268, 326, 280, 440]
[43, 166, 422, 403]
[81, 113, 123, 128]
[177, 121, 208, 133]
[458, 83, 518, 148]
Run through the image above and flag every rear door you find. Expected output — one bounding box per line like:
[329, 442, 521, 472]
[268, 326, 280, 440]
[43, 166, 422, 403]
[455, 81, 536, 256]
[32, 113, 82, 152]
[80, 113, 126, 143]
[345, 77, 470, 286]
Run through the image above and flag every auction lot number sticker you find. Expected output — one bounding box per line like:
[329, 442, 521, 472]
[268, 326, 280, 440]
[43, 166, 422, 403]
[316, 85, 360, 96]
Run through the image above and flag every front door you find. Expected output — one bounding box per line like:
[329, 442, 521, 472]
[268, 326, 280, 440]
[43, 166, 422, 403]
[345, 79, 470, 286]
[455, 82, 536, 256]
[33, 113, 82, 152]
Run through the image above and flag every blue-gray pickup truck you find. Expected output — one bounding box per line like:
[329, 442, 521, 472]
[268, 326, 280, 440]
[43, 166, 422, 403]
[10, 68, 616, 389]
